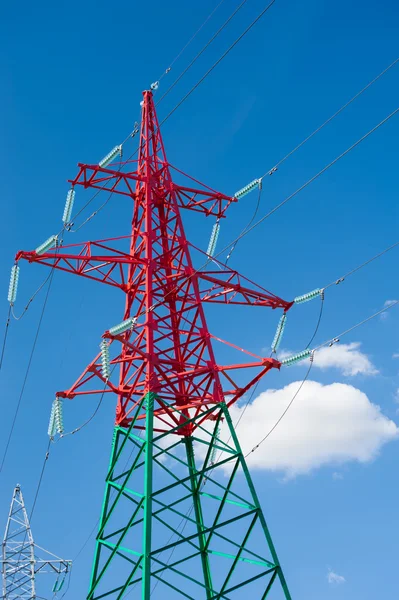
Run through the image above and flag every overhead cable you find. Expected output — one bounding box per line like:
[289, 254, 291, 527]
[0, 306, 12, 373]
[157, 0, 227, 82]
[160, 0, 278, 126]
[29, 439, 52, 522]
[0, 264, 57, 474]
[260, 56, 399, 179]
[217, 106, 399, 258]
[156, 0, 249, 105]
[245, 358, 314, 456]
[314, 300, 399, 351]
[324, 240, 399, 290]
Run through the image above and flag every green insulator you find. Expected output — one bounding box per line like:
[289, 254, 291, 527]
[62, 189, 75, 224]
[7, 265, 20, 304]
[109, 317, 137, 336]
[35, 235, 57, 255]
[100, 340, 111, 379]
[47, 403, 56, 437]
[234, 179, 261, 199]
[294, 288, 321, 304]
[281, 349, 312, 366]
[99, 145, 123, 168]
[53, 398, 64, 435]
[271, 314, 287, 352]
[206, 221, 220, 257]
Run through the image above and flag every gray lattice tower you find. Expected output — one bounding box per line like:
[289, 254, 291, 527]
[1, 485, 71, 599]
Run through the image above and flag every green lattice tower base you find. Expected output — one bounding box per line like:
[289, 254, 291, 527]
[87, 394, 291, 599]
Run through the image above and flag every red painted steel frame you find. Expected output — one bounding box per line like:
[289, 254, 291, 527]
[17, 91, 292, 433]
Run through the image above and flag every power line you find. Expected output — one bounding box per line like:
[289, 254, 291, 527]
[157, 0, 227, 82]
[260, 56, 399, 178]
[216, 106, 399, 259]
[11, 271, 53, 321]
[315, 299, 399, 351]
[30, 439, 52, 522]
[0, 305, 12, 373]
[225, 184, 263, 264]
[160, 0, 278, 126]
[0, 266, 56, 474]
[245, 358, 314, 457]
[324, 239, 399, 290]
[156, 0, 249, 105]
[60, 365, 117, 439]
[304, 293, 324, 349]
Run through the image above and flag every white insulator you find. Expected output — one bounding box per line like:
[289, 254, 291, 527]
[99, 145, 123, 168]
[62, 189, 75, 224]
[47, 403, 56, 437]
[294, 288, 321, 304]
[281, 349, 312, 366]
[7, 265, 20, 304]
[35, 235, 57, 255]
[53, 398, 64, 435]
[271, 314, 287, 352]
[234, 179, 261, 199]
[206, 222, 220, 257]
[150, 81, 159, 91]
[100, 340, 111, 379]
[109, 317, 137, 336]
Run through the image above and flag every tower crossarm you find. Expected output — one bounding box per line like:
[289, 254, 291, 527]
[197, 269, 293, 309]
[172, 183, 235, 218]
[16, 238, 146, 290]
[169, 164, 237, 218]
[33, 558, 70, 575]
[69, 164, 235, 219]
[69, 163, 145, 197]
[218, 358, 281, 408]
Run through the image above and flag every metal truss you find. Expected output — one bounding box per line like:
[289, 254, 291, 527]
[15, 89, 292, 598]
[1, 485, 71, 599]
[88, 395, 291, 599]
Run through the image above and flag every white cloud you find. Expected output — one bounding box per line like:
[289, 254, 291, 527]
[393, 353, 399, 359]
[281, 342, 378, 376]
[313, 343, 378, 375]
[385, 300, 397, 306]
[197, 381, 398, 478]
[381, 300, 398, 320]
[327, 569, 346, 585]
[332, 472, 343, 480]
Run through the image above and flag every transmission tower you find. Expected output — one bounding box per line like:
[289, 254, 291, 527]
[1, 484, 71, 599]
[15, 90, 294, 598]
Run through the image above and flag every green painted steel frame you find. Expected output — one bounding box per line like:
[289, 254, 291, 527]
[87, 396, 291, 599]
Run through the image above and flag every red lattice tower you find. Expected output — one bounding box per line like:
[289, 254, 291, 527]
[16, 91, 293, 599]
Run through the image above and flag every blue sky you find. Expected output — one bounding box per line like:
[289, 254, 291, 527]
[1, 0, 398, 598]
